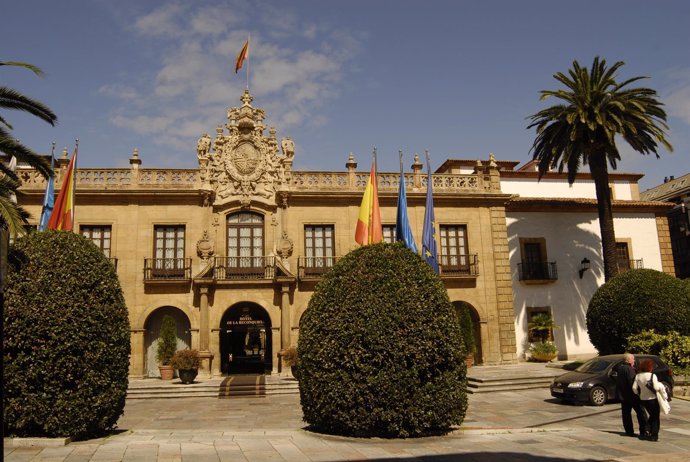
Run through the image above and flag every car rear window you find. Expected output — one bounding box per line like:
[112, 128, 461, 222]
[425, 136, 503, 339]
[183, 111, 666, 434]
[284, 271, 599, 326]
[576, 359, 613, 373]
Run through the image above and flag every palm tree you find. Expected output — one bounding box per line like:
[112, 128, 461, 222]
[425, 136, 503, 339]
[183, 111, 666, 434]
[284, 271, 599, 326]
[0, 61, 57, 235]
[528, 57, 672, 281]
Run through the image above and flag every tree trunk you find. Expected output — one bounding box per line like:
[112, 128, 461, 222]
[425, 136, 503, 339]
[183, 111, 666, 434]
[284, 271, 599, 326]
[589, 153, 619, 281]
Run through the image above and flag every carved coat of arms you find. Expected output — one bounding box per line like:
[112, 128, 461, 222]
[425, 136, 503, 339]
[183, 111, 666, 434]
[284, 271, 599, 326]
[197, 90, 293, 208]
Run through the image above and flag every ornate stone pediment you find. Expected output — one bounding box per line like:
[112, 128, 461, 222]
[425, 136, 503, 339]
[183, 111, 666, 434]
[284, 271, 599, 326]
[197, 90, 294, 208]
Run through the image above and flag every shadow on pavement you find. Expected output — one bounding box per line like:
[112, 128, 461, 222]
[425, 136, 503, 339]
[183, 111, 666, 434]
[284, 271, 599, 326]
[325, 453, 599, 462]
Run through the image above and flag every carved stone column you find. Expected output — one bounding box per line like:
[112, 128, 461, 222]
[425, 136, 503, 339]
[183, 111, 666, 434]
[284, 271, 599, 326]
[198, 286, 214, 377]
[280, 283, 291, 352]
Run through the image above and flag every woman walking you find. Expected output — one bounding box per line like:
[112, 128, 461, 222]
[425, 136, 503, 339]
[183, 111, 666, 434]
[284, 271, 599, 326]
[633, 359, 668, 441]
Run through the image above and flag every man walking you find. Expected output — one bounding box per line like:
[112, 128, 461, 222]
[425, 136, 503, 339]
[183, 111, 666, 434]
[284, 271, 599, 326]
[616, 353, 646, 437]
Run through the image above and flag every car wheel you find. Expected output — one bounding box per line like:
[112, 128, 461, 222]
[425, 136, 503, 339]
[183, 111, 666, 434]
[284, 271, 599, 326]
[589, 386, 607, 406]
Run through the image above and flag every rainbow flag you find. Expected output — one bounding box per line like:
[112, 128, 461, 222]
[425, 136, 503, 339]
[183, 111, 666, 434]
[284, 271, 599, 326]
[355, 158, 382, 245]
[47, 147, 77, 231]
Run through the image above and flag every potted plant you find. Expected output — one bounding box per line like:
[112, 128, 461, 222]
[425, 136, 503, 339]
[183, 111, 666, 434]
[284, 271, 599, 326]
[171, 348, 200, 384]
[528, 313, 559, 362]
[458, 306, 477, 367]
[157, 315, 177, 380]
[529, 340, 559, 362]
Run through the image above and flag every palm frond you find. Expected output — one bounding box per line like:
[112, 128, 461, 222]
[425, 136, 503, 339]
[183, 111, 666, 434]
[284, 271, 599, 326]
[0, 87, 57, 126]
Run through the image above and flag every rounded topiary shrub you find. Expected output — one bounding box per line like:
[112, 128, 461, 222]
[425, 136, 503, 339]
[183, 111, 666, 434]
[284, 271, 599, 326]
[3, 231, 130, 439]
[298, 243, 467, 438]
[586, 269, 690, 354]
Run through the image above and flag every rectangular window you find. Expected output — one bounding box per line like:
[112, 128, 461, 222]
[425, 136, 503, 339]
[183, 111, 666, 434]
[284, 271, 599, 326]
[527, 307, 554, 343]
[616, 242, 631, 271]
[518, 237, 554, 280]
[439, 225, 468, 271]
[153, 225, 185, 276]
[304, 225, 335, 273]
[382, 225, 396, 244]
[81, 225, 112, 258]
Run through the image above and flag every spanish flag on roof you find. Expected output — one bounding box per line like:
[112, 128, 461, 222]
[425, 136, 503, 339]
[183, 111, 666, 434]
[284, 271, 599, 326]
[47, 146, 77, 231]
[355, 156, 382, 246]
[235, 39, 249, 73]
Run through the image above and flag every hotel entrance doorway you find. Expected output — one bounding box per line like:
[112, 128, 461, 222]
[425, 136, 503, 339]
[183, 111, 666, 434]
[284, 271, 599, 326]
[220, 304, 272, 374]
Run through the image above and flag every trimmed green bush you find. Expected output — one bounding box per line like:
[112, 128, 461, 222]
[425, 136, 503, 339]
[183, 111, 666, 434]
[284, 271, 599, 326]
[298, 243, 467, 438]
[627, 330, 690, 376]
[586, 269, 690, 354]
[157, 315, 177, 366]
[3, 231, 130, 439]
[457, 303, 476, 355]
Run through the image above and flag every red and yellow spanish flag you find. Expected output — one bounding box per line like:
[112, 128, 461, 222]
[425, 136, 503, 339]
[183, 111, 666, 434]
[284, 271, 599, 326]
[47, 147, 77, 231]
[235, 39, 249, 73]
[355, 158, 382, 245]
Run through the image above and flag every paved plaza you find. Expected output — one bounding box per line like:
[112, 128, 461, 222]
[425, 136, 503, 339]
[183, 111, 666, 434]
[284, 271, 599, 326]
[4, 381, 690, 461]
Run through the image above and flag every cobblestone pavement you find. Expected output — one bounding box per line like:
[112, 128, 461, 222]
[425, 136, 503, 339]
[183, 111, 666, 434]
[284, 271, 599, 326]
[5, 387, 690, 461]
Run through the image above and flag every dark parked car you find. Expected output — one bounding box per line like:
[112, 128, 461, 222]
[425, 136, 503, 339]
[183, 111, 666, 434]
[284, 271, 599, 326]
[550, 354, 674, 406]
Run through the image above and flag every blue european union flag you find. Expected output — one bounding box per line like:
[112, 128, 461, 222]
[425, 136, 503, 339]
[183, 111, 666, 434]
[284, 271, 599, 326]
[38, 155, 55, 232]
[395, 159, 417, 253]
[422, 154, 439, 273]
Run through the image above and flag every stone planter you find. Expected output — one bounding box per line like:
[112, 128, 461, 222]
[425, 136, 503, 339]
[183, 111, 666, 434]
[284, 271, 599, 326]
[178, 368, 198, 384]
[531, 350, 558, 362]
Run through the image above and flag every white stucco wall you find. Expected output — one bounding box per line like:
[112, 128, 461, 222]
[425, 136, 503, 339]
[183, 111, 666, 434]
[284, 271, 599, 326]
[501, 178, 598, 198]
[507, 211, 662, 360]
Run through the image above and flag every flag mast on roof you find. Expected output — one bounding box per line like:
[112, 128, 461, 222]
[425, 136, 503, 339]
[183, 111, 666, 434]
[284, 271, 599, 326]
[235, 34, 250, 90]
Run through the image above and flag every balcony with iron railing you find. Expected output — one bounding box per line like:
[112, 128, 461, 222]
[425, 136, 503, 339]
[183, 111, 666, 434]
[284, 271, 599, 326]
[144, 258, 192, 281]
[213, 256, 275, 280]
[518, 261, 558, 282]
[297, 256, 341, 279]
[439, 254, 479, 277]
[618, 259, 644, 272]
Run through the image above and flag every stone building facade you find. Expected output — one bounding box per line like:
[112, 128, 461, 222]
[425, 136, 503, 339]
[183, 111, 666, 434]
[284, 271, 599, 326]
[15, 91, 673, 376]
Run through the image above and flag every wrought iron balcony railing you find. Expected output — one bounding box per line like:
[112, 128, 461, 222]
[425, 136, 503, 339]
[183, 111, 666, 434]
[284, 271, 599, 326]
[298, 256, 340, 279]
[518, 261, 558, 281]
[144, 257, 192, 281]
[213, 256, 275, 280]
[439, 254, 479, 277]
[618, 259, 644, 272]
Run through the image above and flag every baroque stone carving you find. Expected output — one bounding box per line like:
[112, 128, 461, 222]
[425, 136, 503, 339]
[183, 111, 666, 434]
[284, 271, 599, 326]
[196, 230, 215, 261]
[275, 231, 294, 270]
[199, 90, 295, 208]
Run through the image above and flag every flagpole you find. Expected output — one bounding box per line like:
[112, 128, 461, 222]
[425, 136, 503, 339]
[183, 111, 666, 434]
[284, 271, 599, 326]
[246, 33, 250, 90]
[72, 138, 78, 228]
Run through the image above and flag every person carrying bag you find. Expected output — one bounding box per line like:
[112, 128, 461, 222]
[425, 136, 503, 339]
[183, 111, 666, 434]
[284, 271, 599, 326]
[632, 359, 669, 441]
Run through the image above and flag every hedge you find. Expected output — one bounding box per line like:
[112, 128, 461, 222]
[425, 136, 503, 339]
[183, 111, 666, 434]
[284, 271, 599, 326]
[586, 269, 690, 354]
[298, 243, 467, 438]
[3, 231, 130, 439]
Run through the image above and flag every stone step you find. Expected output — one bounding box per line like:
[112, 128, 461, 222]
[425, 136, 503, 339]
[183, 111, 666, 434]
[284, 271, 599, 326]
[127, 377, 300, 400]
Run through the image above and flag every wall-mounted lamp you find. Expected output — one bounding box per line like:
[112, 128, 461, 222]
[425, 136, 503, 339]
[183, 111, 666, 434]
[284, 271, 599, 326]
[579, 258, 590, 279]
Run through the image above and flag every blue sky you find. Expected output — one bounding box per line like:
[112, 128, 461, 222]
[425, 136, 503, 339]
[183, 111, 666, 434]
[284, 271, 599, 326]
[3, 0, 689, 191]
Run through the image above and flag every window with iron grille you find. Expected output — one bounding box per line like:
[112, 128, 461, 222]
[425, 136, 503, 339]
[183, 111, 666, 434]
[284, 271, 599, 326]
[227, 212, 264, 269]
[304, 225, 335, 273]
[616, 242, 631, 271]
[154, 225, 185, 274]
[81, 225, 112, 258]
[439, 225, 469, 270]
